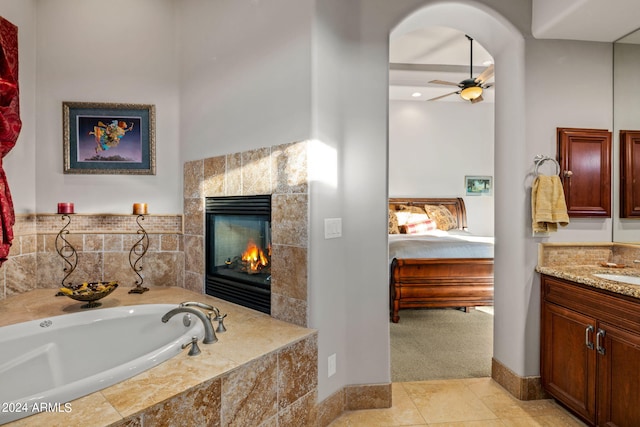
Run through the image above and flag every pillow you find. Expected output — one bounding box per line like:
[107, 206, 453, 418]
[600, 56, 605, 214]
[400, 218, 437, 234]
[395, 205, 429, 226]
[423, 204, 458, 231]
[388, 209, 400, 234]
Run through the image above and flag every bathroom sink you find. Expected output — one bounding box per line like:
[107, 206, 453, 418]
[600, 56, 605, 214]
[593, 273, 640, 286]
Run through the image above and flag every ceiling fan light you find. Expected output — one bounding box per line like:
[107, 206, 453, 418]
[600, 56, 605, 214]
[460, 86, 483, 101]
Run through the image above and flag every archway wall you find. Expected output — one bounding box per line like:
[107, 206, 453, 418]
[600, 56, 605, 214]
[313, 0, 613, 399]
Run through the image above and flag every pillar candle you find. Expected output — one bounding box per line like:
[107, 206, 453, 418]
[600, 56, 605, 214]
[133, 203, 148, 215]
[57, 202, 74, 214]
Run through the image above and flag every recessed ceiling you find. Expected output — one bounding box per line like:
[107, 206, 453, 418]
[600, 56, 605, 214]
[389, 27, 494, 103]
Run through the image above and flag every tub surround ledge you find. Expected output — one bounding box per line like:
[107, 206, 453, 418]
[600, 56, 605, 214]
[0, 286, 317, 427]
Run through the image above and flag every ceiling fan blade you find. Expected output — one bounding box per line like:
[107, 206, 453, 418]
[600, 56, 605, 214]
[470, 94, 484, 104]
[427, 91, 459, 101]
[475, 64, 494, 84]
[429, 79, 461, 87]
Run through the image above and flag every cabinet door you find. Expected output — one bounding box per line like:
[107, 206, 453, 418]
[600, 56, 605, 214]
[557, 127, 611, 217]
[619, 130, 640, 217]
[597, 322, 640, 427]
[542, 302, 597, 424]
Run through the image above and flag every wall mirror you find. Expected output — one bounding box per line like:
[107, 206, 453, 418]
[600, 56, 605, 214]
[613, 28, 640, 243]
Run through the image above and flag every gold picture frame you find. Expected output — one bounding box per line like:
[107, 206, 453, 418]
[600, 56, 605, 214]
[63, 102, 156, 175]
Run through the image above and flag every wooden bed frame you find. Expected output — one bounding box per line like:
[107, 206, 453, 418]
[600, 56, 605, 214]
[389, 197, 494, 323]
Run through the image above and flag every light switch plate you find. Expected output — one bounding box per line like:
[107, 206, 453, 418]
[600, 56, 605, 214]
[324, 218, 342, 239]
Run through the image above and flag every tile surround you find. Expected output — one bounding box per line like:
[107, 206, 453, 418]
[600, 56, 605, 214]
[184, 141, 310, 327]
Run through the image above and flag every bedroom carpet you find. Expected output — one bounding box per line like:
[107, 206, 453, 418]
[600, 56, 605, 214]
[390, 307, 493, 382]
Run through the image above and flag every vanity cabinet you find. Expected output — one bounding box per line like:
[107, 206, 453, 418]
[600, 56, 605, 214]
[540, 274, 640, 426]
[557, 127, 611, 217]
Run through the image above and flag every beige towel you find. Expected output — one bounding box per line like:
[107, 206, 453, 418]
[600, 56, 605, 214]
[532, 175, 570, 233]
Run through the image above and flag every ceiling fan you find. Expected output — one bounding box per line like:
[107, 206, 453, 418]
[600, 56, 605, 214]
[428, 35, 494, 104]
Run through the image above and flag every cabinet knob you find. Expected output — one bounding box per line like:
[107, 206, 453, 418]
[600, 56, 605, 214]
[563, 170, 573, 178]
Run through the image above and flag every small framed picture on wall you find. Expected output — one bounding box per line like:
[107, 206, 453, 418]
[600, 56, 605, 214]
[465, 175, 492, 196]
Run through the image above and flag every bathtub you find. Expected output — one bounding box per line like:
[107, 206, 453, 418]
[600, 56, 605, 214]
[0, 304, 204, 424]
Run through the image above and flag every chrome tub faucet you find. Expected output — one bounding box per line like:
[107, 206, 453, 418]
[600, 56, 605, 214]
[161, 306, 218, 344]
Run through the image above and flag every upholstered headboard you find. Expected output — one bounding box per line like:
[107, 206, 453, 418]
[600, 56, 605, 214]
[388, 197, 468, 231]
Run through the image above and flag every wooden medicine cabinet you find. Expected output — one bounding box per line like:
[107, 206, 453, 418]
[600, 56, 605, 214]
[557, 127, 612, 217]
[620, 130, 640, 218]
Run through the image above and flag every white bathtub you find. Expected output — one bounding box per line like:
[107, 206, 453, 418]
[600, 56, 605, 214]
[0, 304, 204, 424]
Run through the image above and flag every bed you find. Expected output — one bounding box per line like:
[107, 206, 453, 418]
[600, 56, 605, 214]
[389, 197, 494, 323]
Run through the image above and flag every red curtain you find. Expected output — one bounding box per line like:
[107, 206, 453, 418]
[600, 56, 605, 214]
[0, 17, 21, 265]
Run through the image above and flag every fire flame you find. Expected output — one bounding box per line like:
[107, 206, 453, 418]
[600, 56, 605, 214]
[242, 240, 269, 272]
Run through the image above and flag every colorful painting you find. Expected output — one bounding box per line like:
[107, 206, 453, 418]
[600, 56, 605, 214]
[63, 102, 155, 174]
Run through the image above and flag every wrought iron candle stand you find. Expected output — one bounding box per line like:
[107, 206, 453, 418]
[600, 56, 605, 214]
[129, 214, 150, 294]
[55, 214, 78, 289]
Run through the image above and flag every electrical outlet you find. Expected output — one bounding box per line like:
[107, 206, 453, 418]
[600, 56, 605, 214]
[324, 218, 342, 239]
[328, 353, 337, 377]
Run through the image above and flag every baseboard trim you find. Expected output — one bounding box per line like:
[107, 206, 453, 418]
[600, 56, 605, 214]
[316, 382, 392, 426]
[491, 357, 548, 400]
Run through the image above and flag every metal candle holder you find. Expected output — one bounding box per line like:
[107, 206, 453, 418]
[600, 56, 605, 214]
[55, 214, 77, 287]
[129, 214, 150, 294]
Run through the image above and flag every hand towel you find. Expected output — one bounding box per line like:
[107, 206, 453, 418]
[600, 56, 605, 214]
[532, 175, 570, 233]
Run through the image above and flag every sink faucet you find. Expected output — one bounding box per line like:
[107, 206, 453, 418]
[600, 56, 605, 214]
[161, 306, 218, 344]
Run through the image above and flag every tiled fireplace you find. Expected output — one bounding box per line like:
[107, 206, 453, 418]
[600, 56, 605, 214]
[183, 141, 309, 326]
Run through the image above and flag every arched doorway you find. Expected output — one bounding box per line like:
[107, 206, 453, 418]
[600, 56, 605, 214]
[388, 25, 496, 381]
[386, 1, 528, 384]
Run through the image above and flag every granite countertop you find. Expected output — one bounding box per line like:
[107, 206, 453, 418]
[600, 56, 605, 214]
[536, 264, 640, 300]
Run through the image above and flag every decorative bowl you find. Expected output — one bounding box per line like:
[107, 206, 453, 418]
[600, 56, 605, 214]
[58, 281, 119, 308]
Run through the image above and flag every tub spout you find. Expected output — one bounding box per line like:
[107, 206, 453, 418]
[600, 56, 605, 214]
[161, 306, 218, 344]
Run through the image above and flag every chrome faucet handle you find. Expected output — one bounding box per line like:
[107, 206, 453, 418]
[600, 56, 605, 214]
[181, 336, 201, 356]
[179, 301, 215, 311]
[216, 313, 227, 333]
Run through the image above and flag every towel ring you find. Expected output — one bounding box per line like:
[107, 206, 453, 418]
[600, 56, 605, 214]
[534, 155, 560, 176]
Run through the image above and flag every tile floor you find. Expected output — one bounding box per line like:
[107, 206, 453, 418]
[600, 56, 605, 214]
[330, 378, 587, 426]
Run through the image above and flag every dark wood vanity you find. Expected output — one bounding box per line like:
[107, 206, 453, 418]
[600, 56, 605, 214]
[540, 274, 640, 426]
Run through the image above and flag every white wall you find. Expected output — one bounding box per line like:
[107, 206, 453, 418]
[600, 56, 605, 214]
[34, 0, 181, 214]
[1, 0, 37, 213]
[389, 100, 495, 236]
[178, 0, 313, 161]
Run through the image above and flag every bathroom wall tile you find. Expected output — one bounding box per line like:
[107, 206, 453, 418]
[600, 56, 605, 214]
[5, 254, 36, 296]
[142, 378, 221, 427]
[271, 194, 308, 247]
[278, 390, 317, 427]
[104, 234, 124, 252]
[242, 147, 272, 195]
[273, 141, 308, 195]
[226, 152, 243, 196]
[103, 252, 138, 286]
[184, 271, 204, 294]
[36, 252, 64, 289]
[21, 235, 36, 255]
[160, 234, 179, 252]
[278, 335, 318, 410]
[143, 252, 184, 287]
[271, 293, 307, 327]
[345, 383, 392, 410]
[221, 354, 278, 426]
[183, 197, 204, 236]
[123, 232, 159, 253]
[204, 155, 226, 197]
[84, 234, 104, 252]
[13, 213, 36, 236]
[184, 159, 204, 199]
[271, 245, 307, 300]
[184, 235, 204, 275]
[67, 252, 103, 284]
[8, 237, 21, 256]
[317, 388, 345, 427]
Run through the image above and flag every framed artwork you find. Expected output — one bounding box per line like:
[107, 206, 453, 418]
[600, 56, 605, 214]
[63, 102, 156, 175]
[465, 175, 492, 196]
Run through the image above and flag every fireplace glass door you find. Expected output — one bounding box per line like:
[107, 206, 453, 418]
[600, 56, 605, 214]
[205, 195, 271, 313]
